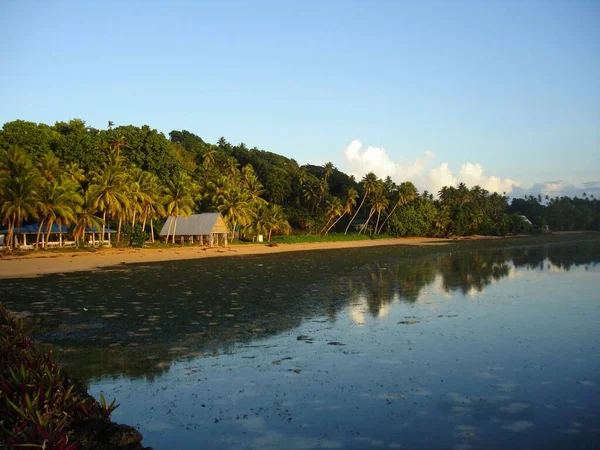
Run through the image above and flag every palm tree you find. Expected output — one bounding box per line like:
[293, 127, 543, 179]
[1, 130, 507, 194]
[345, 172, 378, 235]
[72, 189, 103, 245]
[127, 167, 159, 231]
[372, 189, 389, 234]
[37, 151, 62, 183]
[323, 162, 334, 182]
[51, 179, 83, 246]
[63, 163, 86, 185]
[217, 186, 253, 240]
[324, 188, 358, 235]
[134, 172, 165, 243]
[89, 157, 129, 245]
[164, 173, 197, 243]
[360, 182, 388, 234]
[297, 169, 309, 186]
[0, 147, 40, 250]
[266, 204, 291, 241]
[320, 197, 343, 235]
[377, 181, 417, 234]
[224, 157, 239, 180]
[242, 166, 266, 203]
[302, 179, 319, 211]
[434, 206, 451, 237]
[244, 202, 272, 242]
[202, 148, 217, 169]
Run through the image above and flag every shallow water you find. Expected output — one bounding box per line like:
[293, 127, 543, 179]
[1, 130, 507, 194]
[2, 241, 600, 449]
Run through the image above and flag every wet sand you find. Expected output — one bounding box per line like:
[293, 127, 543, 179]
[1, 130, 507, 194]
[0, 237, 462, 279]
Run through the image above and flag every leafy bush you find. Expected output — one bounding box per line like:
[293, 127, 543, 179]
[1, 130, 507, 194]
[129, 224, 148, 248]
[0, 304, 118, 449]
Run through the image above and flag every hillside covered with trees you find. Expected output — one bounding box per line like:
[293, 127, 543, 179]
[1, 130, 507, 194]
[1, 119, 599, 251]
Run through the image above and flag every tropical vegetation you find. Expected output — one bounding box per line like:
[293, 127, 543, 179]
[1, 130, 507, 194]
[1, 119, 599, 251]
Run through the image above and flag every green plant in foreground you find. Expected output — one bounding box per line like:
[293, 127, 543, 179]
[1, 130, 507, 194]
[0, 304, 118, 449]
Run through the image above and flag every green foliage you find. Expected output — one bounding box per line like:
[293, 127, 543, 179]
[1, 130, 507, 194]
[271, 232, 376, 244]
[387, 196, 437, 237]
[130, 224, 147, 248]
[3, 117, 599, 249]
[0, 304, 117, 448]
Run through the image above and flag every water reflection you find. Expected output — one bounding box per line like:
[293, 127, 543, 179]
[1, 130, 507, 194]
[1, 241, 599, 383]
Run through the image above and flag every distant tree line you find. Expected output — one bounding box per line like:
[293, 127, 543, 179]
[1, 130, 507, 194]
[1, 119, 598, 250]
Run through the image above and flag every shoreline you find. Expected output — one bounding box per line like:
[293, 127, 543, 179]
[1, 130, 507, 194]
[0, 233, 596, 279]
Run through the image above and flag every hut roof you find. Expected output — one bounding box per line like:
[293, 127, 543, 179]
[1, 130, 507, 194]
[0, 224, 116, 234]
[159, 213, 229, 237]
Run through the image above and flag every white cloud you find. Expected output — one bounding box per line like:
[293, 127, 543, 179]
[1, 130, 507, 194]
[343, 140, 521, 196]
[511, 181, 600, 200]
[428, 163, 456, 196]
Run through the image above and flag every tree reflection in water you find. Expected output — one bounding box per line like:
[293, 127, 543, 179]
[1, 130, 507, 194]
[1, 240, 598, 382]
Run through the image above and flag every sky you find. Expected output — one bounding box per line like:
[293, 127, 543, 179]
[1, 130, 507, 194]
[1, 0, 598, 198]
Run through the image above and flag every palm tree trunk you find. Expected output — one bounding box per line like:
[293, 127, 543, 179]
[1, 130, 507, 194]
[325, 212, 346, 235]
[35, 218, 45, 250]
[345, 193, 367, 235]
[142, 213, 147, 232]
[374, 211, 382, 235]
[171, 216, 178, 244]
[150, 220, 155, 243]
[131, 211, 137, 230]
[117, 216, 123, 246]
[102, 211, 107, 243]
[6, 218, 13, 251]
[319, 217, 334, 235]
[45, 220, 54, 249]
[15, 211, 21, 249]
[165, 217, 173, 243]
[378, 204, 398, 234]
[360, 207, 376, 235]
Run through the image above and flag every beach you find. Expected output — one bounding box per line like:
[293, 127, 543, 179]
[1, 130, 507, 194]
[1, 232, 595, 279]
[0, 237, 458, 279]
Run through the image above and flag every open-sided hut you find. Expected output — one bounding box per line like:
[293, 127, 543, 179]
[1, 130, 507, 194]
[159, 213, 230, 247]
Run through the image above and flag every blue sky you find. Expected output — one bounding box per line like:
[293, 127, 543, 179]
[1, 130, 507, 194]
[1, 0, 598, 197]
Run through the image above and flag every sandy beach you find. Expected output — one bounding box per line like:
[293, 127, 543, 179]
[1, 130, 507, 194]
[0, 237, 458, 279]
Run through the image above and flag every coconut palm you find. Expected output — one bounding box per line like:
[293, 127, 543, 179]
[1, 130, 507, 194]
[0, 147, 40, 250]
[202, 148, 217, 169]
[217, 186, 253, 240]
[224, 157, 240, 180]
[63, 162, 86, 186]
[51, 179, 83, 246]
[324, 188, 358, 235]
[242, 166, 267, 203]
[36, 179, 82, 248]
[345, 172, 378, 235]
[37, 151, 62, 183]
[320, 197, 343, 235]
[244, 202, 272, 242]
[72, 189, 103, 245]
[360, 182, 388, 234]
[127, 167, 159, 230]
[377, 181, 417, 234]
[164, 173, 197, 243]
[89, 157, 129, 244]
[434, 206, 451, 237]
[323, 162, 334, 182]
[266, 204, 291, 241]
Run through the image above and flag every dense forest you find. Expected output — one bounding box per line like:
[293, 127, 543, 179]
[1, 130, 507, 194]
[1, 119, 599, 250]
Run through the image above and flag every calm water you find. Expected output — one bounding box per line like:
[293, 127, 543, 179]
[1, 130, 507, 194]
[2, 241, 600, 449]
